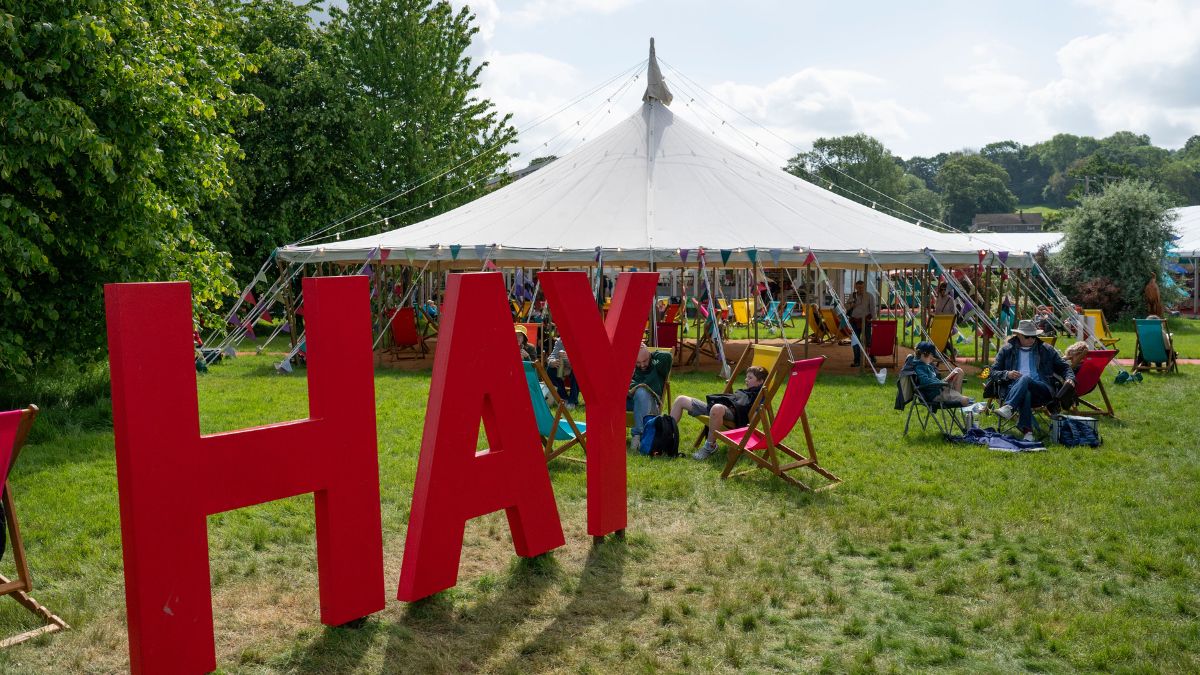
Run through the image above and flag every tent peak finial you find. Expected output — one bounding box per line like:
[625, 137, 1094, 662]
[643, 37, 673, 106]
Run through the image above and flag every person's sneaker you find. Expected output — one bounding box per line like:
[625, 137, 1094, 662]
[996, 404, 1014, 419]
[565, 402, 576, 411]
[628, 435, 640, 452]
[692, 440, 719, 461]
[1022, 431, 1035, 442]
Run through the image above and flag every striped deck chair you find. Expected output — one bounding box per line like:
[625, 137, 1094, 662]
[716, 356, 841, 491]
[1067, 350, 1118, 417]
[525, 362, 587, 462]
[691, 344, 789, 449]
[1133, 318, 1178, 373]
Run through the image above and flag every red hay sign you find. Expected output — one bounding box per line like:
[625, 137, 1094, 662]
[104, 271, 657, 674]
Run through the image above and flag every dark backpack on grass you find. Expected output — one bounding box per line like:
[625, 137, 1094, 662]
[639, 414, 680, 457]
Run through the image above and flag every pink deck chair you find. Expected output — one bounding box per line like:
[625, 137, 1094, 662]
[715, 356, 842, 491]
[868, 319, 899, 368]
[387, 307, 428, 359]
[1069, 349, 1118, 417]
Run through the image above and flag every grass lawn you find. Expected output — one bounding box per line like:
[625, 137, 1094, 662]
[0, 343, 1198, 673]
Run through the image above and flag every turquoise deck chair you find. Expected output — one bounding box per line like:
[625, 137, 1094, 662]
[1133, 318, 1178, 373]
[524, 361, 587, 461]
[780, 301, 798, 326]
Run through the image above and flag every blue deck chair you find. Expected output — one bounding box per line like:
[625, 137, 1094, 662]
[758, 300, 780, 324]
[1133, 318, 1178, 373]
[524, 361, 587, 461]
[780, 301, 798, 327]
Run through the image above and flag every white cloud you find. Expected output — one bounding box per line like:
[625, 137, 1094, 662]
[1029, 0, 1200, 146]
[509, 0, 643, 24]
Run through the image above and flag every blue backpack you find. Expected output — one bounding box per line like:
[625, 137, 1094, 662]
[639, 415, 680, 457]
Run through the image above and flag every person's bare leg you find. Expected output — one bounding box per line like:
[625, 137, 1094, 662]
[707, 404, 729, 443]
[670, 396, 694, 423]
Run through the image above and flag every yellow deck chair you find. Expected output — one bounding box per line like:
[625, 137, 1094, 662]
[1038, 335, 1058, 348]
[690, 344, 789, 449]
[803, 304, 829, 343]
[732, 299, 752, 327]
[927, 314, 957, 363]
[820, 308, 847, 344]
[1084, 309, 1119, 348]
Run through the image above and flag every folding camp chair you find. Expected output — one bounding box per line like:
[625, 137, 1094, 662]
[1066, 350, 1118, 417]
[780, 301, 798, 327]
[0, 406, 69, 647]
[524, 362, 587, 462]
[927, 314, 957, 365]
[627, 347, 674, 428]
[1133, 318, 1178, 373]
[715, 356, 841, 491]
[1084, 309, 1120, 349]
[386, 307, 429, 359]
[868, 319, 899, 368]
[731, 299, 752, 327]
[691, 344, 789, 449]
[897, 356, 967, 436]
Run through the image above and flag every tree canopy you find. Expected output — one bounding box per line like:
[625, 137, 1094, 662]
[935, 154, 1018, 230]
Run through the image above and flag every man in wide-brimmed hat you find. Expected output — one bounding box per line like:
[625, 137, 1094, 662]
[987, 319, 1074, 440]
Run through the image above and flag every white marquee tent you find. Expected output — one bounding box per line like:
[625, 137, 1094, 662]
[1172, 205, 1200, 257]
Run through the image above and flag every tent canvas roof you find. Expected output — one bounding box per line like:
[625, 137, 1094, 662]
[1172, 205, 1200, 257]
[280, 101, 1032, 269]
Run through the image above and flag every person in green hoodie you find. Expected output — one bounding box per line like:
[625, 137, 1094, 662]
[628, 343, 673, 450]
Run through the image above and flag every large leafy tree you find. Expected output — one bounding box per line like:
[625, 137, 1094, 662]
[0, 0, 255, 378]
[934, 154, 1018, 230]
[980, 140, 1051, 205]
[786, 133, 907, 210]
[1057, 179, 1178, 313]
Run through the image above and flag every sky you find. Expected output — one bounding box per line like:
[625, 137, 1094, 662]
[326, 0, 1200, 169]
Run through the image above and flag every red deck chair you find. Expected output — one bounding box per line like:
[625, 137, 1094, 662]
[387, 307, 428, 359]
[662, 303, 681, 325]
[715, 356, 842, 492]
[0, 406, 69, 647]
[1068, 349, 1118, 418]
[868, 319, 899, 368]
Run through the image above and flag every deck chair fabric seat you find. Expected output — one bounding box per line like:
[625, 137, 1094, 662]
[820, 308, 847, 343]
[524, 363, 587, 461]
[780, 301, 798, 327]
[868, 319, 899, 367]
[716, 356, 841, 491]
[386, 307, 429, 359]
[1067, 350, 1118, 417]
[626, 347, 674, 427]
[927, 314, 957, 364]
[691, 344, 788, 448]
[1083, 309, 1120, 348]
[1132, 318, 1178, 373]
[731, 300, 752, 327]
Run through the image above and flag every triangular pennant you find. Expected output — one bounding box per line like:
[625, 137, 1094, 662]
[243, 290, 257, 305]
[746, 249, 758, 264]
[769, 248, 781, 267]
[978, 249, 986, 263]
[405, 248, 415, 263]
[380, 249, 391, 261]
[474, 244, 487, 260]
[276, 358, 293, 374]
[928, 259, 940, 275]
[998, 251, 1009, 264]
[802, 251, 815, 267]
[720, 249, 732, 265]
[449, 244, 461, 260]
[679, 248, 690, 264]
[1031, 265, 1040, 278]
[485, 260, 498, 271]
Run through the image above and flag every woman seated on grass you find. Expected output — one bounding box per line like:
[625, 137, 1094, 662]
[669, 365, 768, 461]
[913, 340, 972, 407]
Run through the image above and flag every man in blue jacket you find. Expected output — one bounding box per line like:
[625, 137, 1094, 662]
[988, 320, 1074, 440]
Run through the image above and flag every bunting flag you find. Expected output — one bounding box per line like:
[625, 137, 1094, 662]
[243, 290, 257, 305]
[594, 246, 603, 262]
[380, 249, 391, 261]
[449, 244, 461, 260]
[802, 251, 815, 267]
[720, 249, 732, 265]
[998, 251, 1009, 264]
[405, 248, 415, 263]
[484, 260, 498, 271]
[1031, 265, 1040, 278]
[978, 250, 987, 263]
[928, 258, 940, 275]
[1001, 270, 1009, 281]
[679, 248, 690, 264]
[473, 244, 487, 260]
[746, 249, 758, 264]
[769, 248, 781, 267]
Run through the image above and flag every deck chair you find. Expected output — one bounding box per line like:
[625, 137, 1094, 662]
[715, 356, 841, 491]
[626, 347, 674, 428]
[731, 299, 752, 327]
[1133, 318, 1178, 373]
[691, 344, 789, 448]
[868, 319, 899, 368]
[1084, 309, 1120, 349]
[1066, 350, 1118, 417]
[1038, 335, 1059, 348]
[897, 356, 966, 436]
[524, 362, 587, 462]
[0, 406, 69, 647]
[759, 301, 780, 325]
[683, 308, 727, 366]
[386, 307, 429, 359]
[803, 304, 830, 343]
[820, 308, 849, 344]
[662, 303, 682, 325]
[780, 301, 798, 327]
[927, 314, 957, 364]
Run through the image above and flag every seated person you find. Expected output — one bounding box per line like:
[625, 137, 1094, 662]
[1144, 314, 1176, 367]
[1034, 306, 1057, 336]
[911, 341, 972, 407]
[628, 343, 673, 450]
[669, 365, 768, 461]
[515, 325, 537, 362]
[1057, 341, 1090, 409]
[1064, 341, 1089, 373]
[545, 336, 579, 410]
[527, 300, 547, 324]
[988, 320, 1074, 441]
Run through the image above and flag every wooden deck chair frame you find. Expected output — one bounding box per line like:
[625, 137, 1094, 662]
[527, 362, 588, 463]
[1132, 318, 1178, 373]
[1068, 350, 1118, 418]
[820, 307, 852, 345]
[691, 344, 788, 449]
[1084, 309, 1120, 348]
[386, 306, 429, 359]
[0, 406, 69, 648]
[780, 301, 798, 327]
[715, 356, 842, 492]
[682, 310, 726, 366]
[927, 314, 957, 365]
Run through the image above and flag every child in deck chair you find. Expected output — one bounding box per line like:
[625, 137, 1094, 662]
[514, 325, 537, 362]
[669, 366, 768, 461]
[627, 343, 673, 450]
[913, 341, 972, 407]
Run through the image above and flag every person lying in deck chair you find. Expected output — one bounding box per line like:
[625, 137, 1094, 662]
[988, 320, 1074, 441]
[628, 343, 673, 451]
[668, 365, 768, 461]
[913, 341, 973, 407]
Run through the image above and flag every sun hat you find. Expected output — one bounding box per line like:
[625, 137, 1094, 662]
[514, 324, 527, 337]
[1013, 319, 1042, 337]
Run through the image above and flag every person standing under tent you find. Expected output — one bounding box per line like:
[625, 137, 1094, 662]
[989, 320, 1074, 441]
[627, 343, 673, 451]
[846, 279, 878, 367]
[1145, 276, 1165, 317]
[931, 281, 958, 357]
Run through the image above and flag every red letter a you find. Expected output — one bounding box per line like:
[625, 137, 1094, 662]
[105, 277, 384, 675]
[397, 272, 565, 602]
[539, 271, 659, 537]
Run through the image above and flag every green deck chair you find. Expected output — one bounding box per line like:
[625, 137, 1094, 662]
[524, 361, 587, 462]
[1133, 318, 1178, 373]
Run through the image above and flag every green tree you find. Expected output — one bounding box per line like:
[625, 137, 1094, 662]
[934, 154, 1018, 230]
[1156, 159, 1200, 205]
[903, 152, 950, 191]
[1058, 179, 1178, 314]
[898, 173, 942, 223]
[786, 133, 906, 210]
[0, 0, 255, 378]
[980, 140, 1051, 205]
